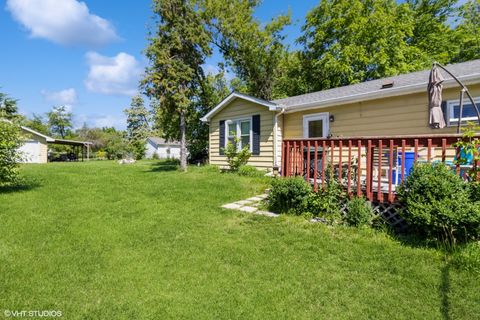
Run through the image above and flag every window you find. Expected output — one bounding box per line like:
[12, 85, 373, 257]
[303, 113, 329, 138]
[446, 97, 480, 126]
[225, 118, 252, 150]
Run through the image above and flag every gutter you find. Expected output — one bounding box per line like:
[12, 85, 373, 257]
[273, 107, 286, 168]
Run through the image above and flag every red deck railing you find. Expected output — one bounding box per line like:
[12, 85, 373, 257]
[282, 134, 480, 203]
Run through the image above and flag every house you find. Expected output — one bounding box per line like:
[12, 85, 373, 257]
[145, 137, 181, 159]
[18, 126, 92, 163]
[201, 59, 480, 173]
[19, 126, 54, 163]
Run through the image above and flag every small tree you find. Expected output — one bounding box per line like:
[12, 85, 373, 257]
[124, 95, 150, 160]
[0, 120, 22, 186]
[223, 138, 251, 172]
[47, 106, 72, 138]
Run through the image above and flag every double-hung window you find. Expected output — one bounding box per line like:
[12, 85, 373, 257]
[226, 118, 252, 151]
[446, 97, 480, 126]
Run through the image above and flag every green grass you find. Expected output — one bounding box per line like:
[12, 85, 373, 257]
[0, 161, 479, 319]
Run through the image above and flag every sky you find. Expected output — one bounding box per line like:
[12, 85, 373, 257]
[0, 0, 318, 130]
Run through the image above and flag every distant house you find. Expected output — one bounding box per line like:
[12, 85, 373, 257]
[145, 137, 181, 159]
[19, 126, 54, 163]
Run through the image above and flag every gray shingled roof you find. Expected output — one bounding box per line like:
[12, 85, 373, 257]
[273, 59, 480, 108]
[148, 137, 180, 146]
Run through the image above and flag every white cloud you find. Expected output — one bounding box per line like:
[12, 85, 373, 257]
[84, 52, 142, 96]
[41, 88, 78, 106]
[74, 113, 126, 129]
[6, 0, 119, 47]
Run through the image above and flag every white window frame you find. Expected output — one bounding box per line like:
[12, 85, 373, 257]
[225, 117, 253, 152]
[446, 97, 480, 126]
[303, 113, 330, 138]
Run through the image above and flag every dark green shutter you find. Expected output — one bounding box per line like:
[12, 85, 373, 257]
[252, 115, 260, 155]
[219, 120, 225, 155]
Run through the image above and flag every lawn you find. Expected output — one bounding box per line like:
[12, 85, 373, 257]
[0, 161, 478, 319]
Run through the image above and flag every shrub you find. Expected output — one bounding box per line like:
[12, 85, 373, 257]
[345, 197, 374, 227]
[267, 177, 311, 215]
[397, 163, 480, 245]
[470, 182, 480, 202]
[0, 120, 22, 186]
[96, 150, 107, 159]
[303, 180, 345, 223]
[223, 139, 251, 172]
[238, 165, 264, 178]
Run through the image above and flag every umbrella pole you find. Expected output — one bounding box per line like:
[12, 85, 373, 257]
[434, 62, 480, 129]
[457, 89, 465, 134]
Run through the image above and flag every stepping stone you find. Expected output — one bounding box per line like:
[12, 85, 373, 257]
[238, 206, 258, 213]
[256, 210, 279, 217]
[236, 200, 253, 205]
[257, 194, 268, 199]
[222, 203, 242, 210]
[246, 196, 264, 202]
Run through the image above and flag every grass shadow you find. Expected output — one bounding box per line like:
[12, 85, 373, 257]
[440, 260, 451, 320]
[0, 179, 41, 194]
[147, 160, 180, 172]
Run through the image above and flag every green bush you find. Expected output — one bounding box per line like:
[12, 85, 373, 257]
[303, 180, 345, 223]
[470, 182, 480, 202]
[267, 177, 311, 215]
[397, 163, 480, 244]
[238, 165, 264, 177]
[0, 120, 22, 186]
[223, 139, 251, 172]
[345, 197, 374, 227]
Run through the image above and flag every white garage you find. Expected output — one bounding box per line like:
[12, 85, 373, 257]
[19, 126, 53, 163]
[145, 137, 181, 159]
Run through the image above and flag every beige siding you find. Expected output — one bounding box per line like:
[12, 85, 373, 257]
[210, 99, 277, 170]
[283, 84, 480, 138]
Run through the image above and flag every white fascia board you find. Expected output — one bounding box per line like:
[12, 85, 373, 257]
[21, 126, 55, 142]
[201, 92, 279, 122]
[283, 74, 480, 113]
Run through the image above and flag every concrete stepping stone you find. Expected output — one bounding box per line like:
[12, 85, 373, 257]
[238, 206, 258, 213]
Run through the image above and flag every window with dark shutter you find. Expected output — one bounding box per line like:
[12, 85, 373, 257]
[252, 115, 260, 155]
[219, 120, 225, 155]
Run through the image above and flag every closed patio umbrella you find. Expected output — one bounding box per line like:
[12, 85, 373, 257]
[428, 65, 446, 129]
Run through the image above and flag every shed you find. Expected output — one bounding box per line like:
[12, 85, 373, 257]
[145, 137, 181, 159]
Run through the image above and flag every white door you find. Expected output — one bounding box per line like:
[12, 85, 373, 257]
[18, 141, 41, 163]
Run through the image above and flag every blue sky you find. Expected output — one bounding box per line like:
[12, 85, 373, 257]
[0, 0, 317, 129]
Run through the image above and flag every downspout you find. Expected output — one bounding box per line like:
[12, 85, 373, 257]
[273, 107, 286, 170]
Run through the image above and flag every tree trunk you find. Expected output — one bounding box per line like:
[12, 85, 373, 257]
[180, 110, 187, 172]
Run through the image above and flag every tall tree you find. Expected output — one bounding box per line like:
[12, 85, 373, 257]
[298, 0, 429, 92]
[188, 71, 229, 161]
[406, 0, 459, 63]
[124, 95, 150, 160]
[25, 114, 49, 135]
[455, 0, 480, 62]
[0, 91, 22, 122]
[142, 0, 212, 171]
[202, 0, 291, 100]
[47, 106, 72, 139]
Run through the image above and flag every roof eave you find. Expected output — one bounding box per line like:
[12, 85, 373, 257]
[201, 92, 279, 122]
[284, 74, 480, 113]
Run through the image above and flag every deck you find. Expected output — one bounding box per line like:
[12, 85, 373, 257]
[282, 134, 480, 203]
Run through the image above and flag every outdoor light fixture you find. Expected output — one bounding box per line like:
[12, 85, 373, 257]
[329, 115, 335, 122]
